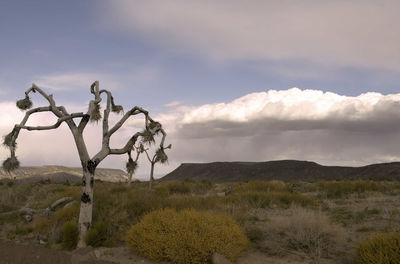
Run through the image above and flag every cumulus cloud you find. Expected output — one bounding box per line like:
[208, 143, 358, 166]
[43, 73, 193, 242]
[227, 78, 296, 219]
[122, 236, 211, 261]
[104, 1, 400, 72]
[156, 88, 400, 167]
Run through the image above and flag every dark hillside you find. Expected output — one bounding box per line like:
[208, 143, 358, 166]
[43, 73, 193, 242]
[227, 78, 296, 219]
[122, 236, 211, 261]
[162, 160, 400, 182]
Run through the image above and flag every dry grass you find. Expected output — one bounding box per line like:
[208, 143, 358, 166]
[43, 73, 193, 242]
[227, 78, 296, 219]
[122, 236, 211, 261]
[257, 206, 347, 263]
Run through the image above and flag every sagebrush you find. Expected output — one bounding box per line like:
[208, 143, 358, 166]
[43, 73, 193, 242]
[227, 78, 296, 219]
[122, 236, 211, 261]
[126, 208, 249, 264]
[356, 231, 400, 264]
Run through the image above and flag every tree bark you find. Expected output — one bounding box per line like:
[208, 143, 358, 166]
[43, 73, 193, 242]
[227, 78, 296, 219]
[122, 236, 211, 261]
[77, 167, 95, 248]
[128, 173, 133, 186]
[149, 162, 155, 190]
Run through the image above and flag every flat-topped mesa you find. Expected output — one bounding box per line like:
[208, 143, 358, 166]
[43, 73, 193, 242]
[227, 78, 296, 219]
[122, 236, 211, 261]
[162, 160, 400, 182]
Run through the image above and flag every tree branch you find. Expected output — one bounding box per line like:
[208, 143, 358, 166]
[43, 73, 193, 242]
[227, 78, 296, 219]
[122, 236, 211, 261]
[108, 131, 145, 155]
[107, 106, 151, 137]
[78, 81, 101, 133]
[142, 147, 153, 163]
[26, 84, 65, 118]
[16, 112, 85, 131]
[100, 89, 112, 145]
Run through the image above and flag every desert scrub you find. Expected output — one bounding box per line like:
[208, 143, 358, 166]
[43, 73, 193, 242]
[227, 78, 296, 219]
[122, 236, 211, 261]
[33, 202, 79, 236]
[356, 231, 400, 264]
[126, 209, 249, 264]
[164, 195, 219, 211]
[85, 221, 109, 247]
[0, 183, 34, 210]
[227, 191, 316, 209]
[317, 180, 379, 199]
[262, 206, 346, 261]
[156, 181, 192, 195]
[236, 180, 289, 193]
[61, 221, 79, 249]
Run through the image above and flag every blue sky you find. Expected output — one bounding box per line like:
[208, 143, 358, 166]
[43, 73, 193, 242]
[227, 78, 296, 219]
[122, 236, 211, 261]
[1, 1, 400, 179]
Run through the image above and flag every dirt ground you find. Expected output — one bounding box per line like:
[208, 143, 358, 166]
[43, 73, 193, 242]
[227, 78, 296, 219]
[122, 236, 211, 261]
[0, 239, 320, 264]
[0, 239, 158, 264]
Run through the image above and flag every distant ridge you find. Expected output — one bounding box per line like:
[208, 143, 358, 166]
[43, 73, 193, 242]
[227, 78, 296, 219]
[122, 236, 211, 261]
[0, 165, 130, 183]
[162, 160, 400, 182]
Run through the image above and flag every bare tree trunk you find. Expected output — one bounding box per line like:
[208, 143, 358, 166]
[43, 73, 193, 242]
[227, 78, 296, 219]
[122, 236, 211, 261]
[77, 164, 95, 248]
[128, 172, 133, 186]
[149, 162, 155, 190]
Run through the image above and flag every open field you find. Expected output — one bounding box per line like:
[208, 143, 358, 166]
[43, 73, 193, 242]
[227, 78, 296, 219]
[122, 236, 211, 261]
[0, 179, 399, 263]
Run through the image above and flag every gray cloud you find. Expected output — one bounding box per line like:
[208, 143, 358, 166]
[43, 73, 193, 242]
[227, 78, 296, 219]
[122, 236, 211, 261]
[105, 1, 400, 71]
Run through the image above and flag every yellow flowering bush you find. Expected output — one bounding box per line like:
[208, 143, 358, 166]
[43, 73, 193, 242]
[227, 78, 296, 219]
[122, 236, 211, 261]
[356, 231, 400, 264]
[126, 208, 249, 264]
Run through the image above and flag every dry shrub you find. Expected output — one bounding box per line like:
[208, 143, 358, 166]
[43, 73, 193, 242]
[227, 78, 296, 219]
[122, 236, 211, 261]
[61, 221, 79, 250]
[237, 180, 288, 193]
[126, 209, 249, 264]
[158, 181, 191, 195]
[34, 202, 79, 237]
[262, 206, 346, 261]
[85, 221, 109, 247]
[228, 191, 315, 209]
[165, 195, 219, 211]
[317, 180, 380, 199]
[356, 231, 400, 264]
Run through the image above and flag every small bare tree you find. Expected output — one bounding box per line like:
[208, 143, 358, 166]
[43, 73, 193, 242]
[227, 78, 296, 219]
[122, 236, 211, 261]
[142, 141, 171, 189]
[2, 81, 169, 247]
[125, 143, 141, 185]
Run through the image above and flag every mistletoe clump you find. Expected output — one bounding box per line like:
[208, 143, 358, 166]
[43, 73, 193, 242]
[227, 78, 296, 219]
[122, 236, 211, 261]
[2, 156, 20, 172]
[90, 104, 102, 122]
[126, 157, 138, 174]
[16, 96, 33, 110]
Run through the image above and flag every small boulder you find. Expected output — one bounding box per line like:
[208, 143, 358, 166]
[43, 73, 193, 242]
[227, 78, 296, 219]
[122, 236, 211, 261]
[23, 214, 32, 223]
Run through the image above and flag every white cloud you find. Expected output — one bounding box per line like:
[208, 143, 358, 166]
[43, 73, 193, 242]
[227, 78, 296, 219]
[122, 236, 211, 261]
[34, 73, 120, 91]
[180, 88, 400, 124]
[105, 1, 400, 71]
[155, 88, 400, 167]
[34, 66, 160, 93]
[164, 101, 181, 107]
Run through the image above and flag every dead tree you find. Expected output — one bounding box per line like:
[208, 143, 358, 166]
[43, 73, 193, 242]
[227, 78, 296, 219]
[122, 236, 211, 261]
[2, 81, 168, 247]
[142, 140, 171, 189]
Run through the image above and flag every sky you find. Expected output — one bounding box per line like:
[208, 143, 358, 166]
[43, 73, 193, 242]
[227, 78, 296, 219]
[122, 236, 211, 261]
[1, 0, 400, 180]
